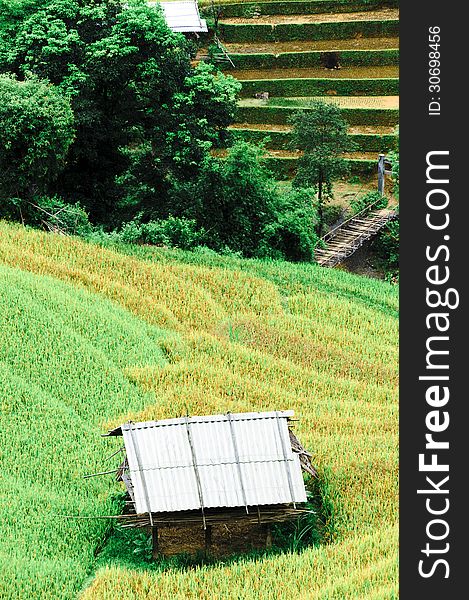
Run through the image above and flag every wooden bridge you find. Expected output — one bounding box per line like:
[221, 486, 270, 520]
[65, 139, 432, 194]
[315, 204, 397, 267]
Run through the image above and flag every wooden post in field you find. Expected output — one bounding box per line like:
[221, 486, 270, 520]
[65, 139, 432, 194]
[265, 524, 272, 549]
[151, 526, 159, 559]
[378, 154, 386, 195]
[205, 524, 213, 555]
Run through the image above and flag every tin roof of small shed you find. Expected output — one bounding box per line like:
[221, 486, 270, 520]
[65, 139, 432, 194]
[115, 411, 307, 514]
[150, 1, 208, 33]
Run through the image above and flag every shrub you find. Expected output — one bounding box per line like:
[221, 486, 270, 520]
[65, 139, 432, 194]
[350, 191, 388, 216]
[117, 216, 206, 250]
[0, 195, 93, 236]
[260, 187, 319, 262]
[0, 73, 74, 201]
[189, 142, 278, 256]
[372, 215, 399, 282]
[322, 204, 345, 228]
[143, 216, 207, 250]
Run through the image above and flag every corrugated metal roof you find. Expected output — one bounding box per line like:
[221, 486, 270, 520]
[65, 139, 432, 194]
[150, 1, 208, 33]
[121, 411, 307, 514]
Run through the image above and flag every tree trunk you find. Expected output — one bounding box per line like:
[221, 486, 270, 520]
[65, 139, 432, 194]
[317, 175, 324, 236]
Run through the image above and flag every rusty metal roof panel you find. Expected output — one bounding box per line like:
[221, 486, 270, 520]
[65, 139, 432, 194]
[121, 411, 307, 514]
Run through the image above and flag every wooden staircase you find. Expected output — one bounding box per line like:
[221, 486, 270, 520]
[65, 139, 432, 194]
[315, 206, 397, 267]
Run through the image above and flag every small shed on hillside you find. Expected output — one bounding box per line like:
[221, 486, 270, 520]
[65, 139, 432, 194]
[104, 410, 315, 556]
[149, 1, 208, 33]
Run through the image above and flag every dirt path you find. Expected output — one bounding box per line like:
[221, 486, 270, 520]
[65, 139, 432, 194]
[268, 150, 379, 160]
[224, 37, 400, 54]
[348, 124, 397, 135]
[220, 8, 399, 26]
[230, 123, 292, 131]
[213, 148, 380, 160]
[230, 123, 397, 135]
[239, 96, 399, 109]
[230, 65, 398, 80]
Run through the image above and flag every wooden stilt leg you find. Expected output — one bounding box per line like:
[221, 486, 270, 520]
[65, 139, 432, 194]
[265, 524, 272, 549]
[205, 524, 212, 555]
[151, 526, 159, 559]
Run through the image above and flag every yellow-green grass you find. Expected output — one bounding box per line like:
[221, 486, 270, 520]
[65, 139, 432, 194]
[80, 525, 398, 599]
[0, 222, 398, 599]
[0, 263, 169, 598]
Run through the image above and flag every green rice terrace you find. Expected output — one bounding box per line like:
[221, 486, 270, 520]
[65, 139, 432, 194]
[0, 222, 398, 598]
[199, 0, 399, 179]
[0, 3, 399, 599]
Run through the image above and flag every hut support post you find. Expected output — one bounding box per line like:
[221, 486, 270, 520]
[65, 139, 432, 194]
[264, 524, 272, 549]
[205, 524, 213, 555]
[152, 527, 159, 559]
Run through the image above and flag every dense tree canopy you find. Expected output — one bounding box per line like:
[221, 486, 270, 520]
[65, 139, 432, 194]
[0, 0, 240, 223]
[0, 73, 74, 205]
[0, 0, 322, 262]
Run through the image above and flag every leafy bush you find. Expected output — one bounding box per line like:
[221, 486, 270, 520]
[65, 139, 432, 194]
[0, 194, 93, 236]
[184, 142, 278, 256]
[350, 191, 388, 217]
[372, 216, 399, 282]
[30, 196, 93, 236]
[164, 142, 322, 262]
[117, 215, 206, 250]
[322, 204, 345, 228]
[0, 73, 74, 200]
[143, 216, 207, 249]
[260, 188, 319, 262]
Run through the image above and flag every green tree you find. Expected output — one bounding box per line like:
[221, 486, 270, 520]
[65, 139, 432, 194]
[0, 73, 74, 210]
[291, 100, 355, 234]
[260, 187, 320, 262]
[173, 142, 278, 256]
[0, 0, 240, 224]
[118, 61, 240, 220]
[219, 142, 277, 255]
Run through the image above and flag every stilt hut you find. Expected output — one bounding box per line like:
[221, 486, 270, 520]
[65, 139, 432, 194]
[103, 410, 315, 556]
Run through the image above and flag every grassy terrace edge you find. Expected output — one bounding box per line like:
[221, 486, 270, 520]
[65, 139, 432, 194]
[225, 49, 399, 70]
[200, 0, 399, 17]
[263, 156, 377, 179]
[230, 128, 397, 152]
[236, 104, 399, 126]
[219, 20, 399, 43]
[238, 77, 398, 98]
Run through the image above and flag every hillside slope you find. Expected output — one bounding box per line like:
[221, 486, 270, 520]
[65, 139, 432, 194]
[0, 222, 398, 599]
[201, 0, 399, 178]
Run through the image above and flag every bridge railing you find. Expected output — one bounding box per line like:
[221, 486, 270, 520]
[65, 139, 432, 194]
[320, 195, 388, 244]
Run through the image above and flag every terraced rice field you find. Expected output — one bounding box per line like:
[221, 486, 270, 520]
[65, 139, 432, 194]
[219, 8, 398, 25]
[229, 65, 399, 80]
[0, 221, 398, 598]
[239, 96, 399, 108]
[224, 37, 400, 53]
[201, 0, 399, 179]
